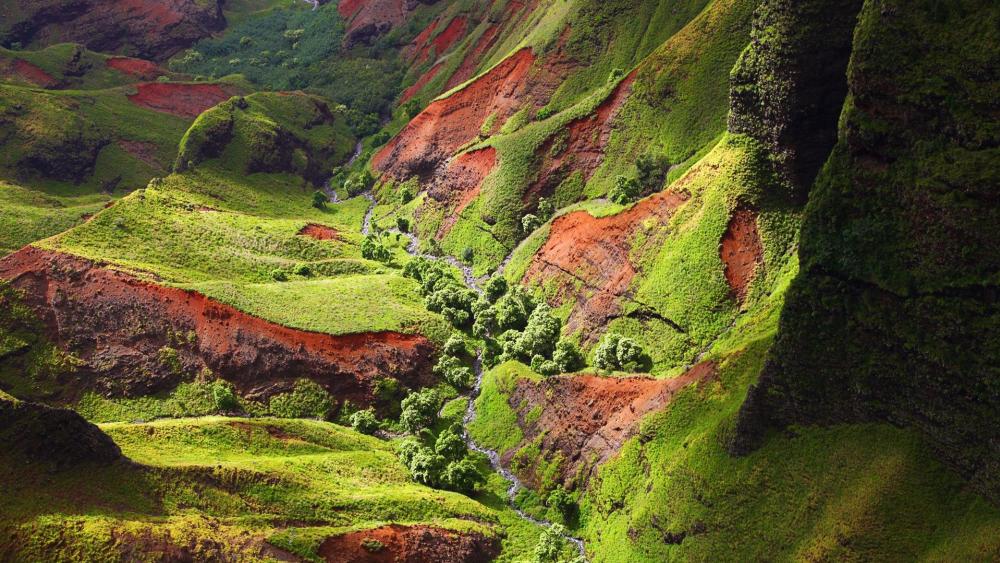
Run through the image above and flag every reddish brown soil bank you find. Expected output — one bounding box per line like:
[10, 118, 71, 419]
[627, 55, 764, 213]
[502, 363, 717, 488]
[317, 525, 500, 563]
[526, 71, 636, 203]
[374, 48, 537, 181]
[413, 16, 467, 64]
[106, 57, 163, 80]
[4, 0, 225, 62]
[298, 223, 342, 241]
[10, 59, 57, 87]
[0, 247, 435, 404]
[117, 139, 165, 170]
[445, 0, 538, 90]
[127, 82, 233, 118]
[720, 208, 763, 302]
[522, 190, 689, 342]
[430, 147, 498, 238]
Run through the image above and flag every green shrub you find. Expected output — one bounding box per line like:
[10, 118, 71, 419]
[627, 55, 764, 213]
[443, 334, 466, 357]
[361, 234, 392, 263]
[435, 424, 467, 459]
[485, 276, 508, 302]
[399, 388, 440, 433]
[442, 457, 482, 494]
[399, 185, 414, 204]
[553, 339, 584, 373]
[292, 263, 312, 277]
[361, 539, 384, 553]
[268, 379, 333, 419]
[210, 380, 239, 412]
[311, 190, 327, 209]
[534, 524, 569, 562]
[537, 197, 555, 219]
[593, 333, 644, 372]
[522, 214, 542, 234]
[608, 175, 641, 205]
[349, 408, 379, 435]
[636, 154, 671, 190]
[271, 269, 288, 282]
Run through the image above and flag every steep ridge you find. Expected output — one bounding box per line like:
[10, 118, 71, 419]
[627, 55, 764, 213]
[732, 0, 1000, 502]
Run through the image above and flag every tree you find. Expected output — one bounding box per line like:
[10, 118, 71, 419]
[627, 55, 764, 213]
[608, 175, 640, 205]
[636, 153, 671, 190]
[485, 276, 508, 302]
[434, 424, 467, 460]
[361, 234, 391, 263]
[534, 524, 569, 562]
[553, 339, 583, 373]
[594, 333, 645, 372]
[399, 388, 440, 433]
[443, 334, 466, 357]
[547, 487, 577, 524]
[408, 446, 446, 486]
[515, 303, 562, 360]
[537, 197, 555, 219]
[350, 408, 379, 435]
[442, 457, 483, 493]
[522, 214, 542, 234]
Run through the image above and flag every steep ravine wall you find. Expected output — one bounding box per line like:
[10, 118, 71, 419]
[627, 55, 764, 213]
[731, 0, 1000, 502]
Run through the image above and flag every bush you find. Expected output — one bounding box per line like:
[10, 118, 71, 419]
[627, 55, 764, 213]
[344, 170, 374, 197]
[396, 217, 410, 232]
[371, 131, 391, 147]
[271, 268, 288, 281]
[522, 214, 542, 234]
[593, 333, 644, 372]
[399, 388, 441, 433]
[399, 185, 414, 204]
[361, 539, 384, 553]
[537, 197, 555, 219]
[434, 424, 467, 459]
[636, 154, 671, 190]
[547, 487, 577, 523]
[211, 380, 239, 412]
[443, 334, 466, 357]
[442, 457, 483, 493]
[361, 235, 392, 262]
[485, 276, 508, 302]
[269, 379, 333, 418]
[408, 446, 446, 486]
[553, 339, 584, 373]
[461, 247, 474, 264]
[609, 175, 641, 205]
[492, 286, 537, 332]
[534, 524, 569, 562]
[515, 303, 561, 360]
[350, 408, 379, 435]
[292, 263, 312, 277]
[312, 190, 327, 209]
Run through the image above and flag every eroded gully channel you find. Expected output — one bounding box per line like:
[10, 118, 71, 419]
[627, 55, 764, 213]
[325, 147, 586, 557]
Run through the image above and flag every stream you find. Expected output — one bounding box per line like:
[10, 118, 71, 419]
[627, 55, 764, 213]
[326, 160, 587, 558]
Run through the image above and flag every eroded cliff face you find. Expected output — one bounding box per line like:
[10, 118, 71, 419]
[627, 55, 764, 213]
[0, 247, 436, 406]
[2, 0, 225, 61]
[732, 0, 1000, 502]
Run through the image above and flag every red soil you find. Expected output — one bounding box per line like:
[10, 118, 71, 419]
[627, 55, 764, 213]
[106, 56, 163, 80]
[400, 63, 443, 104]
[298, 223, 342, 241]
[526, 71, 637, 203]
[12, 59, 56, 87]
[373, 48, 537, 180]
[127, 82, 231, 118]
[522, 190, 690, 342]
[503, 362, 717, 488]
[406, 19, 439, 62]
[720, 208, 764, 302]
[337, 0, 365, 19]
[0, 247, 435, 404]
[445, 24, 500, 89]
[430, 147, 498, 238]
[415, 16, 467, 63]
[118, 139, 163, 170]
[318, 525, 500, 563]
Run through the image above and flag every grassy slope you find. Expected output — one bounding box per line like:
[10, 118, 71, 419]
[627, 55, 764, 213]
[1, 44, 186, 90]
[0, 416, 496, 562]
[0, 180, 109, 256]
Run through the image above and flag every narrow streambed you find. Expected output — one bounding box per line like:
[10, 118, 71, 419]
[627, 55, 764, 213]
[327, 177, 586, 557]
